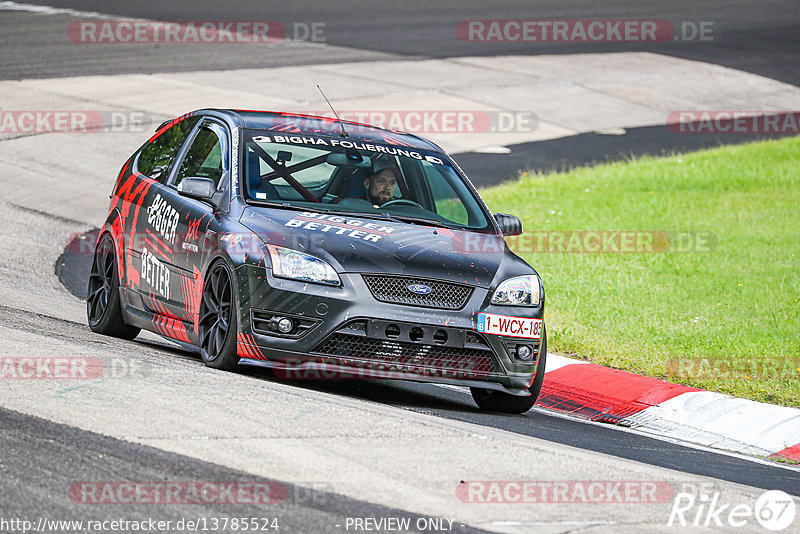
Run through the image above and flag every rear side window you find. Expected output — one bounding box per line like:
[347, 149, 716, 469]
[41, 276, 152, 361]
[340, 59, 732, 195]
[136, 117, 199, 183]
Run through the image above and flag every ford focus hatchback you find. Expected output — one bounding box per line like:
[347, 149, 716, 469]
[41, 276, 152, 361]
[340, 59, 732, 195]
[87, 109, 546, 413]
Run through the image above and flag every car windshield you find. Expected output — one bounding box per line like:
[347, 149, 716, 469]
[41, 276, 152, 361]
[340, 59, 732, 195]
[241, 129, 492, 231]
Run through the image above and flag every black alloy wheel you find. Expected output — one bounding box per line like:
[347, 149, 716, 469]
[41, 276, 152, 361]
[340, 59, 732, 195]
[198, 260, 239, 370]
[87, 233, 140, 339]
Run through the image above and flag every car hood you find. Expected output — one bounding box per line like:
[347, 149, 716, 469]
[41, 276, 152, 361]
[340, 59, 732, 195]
[239, 207, 518, 287]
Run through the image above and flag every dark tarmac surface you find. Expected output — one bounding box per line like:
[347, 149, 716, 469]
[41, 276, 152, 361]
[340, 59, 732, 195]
[5, 1, 799, 529]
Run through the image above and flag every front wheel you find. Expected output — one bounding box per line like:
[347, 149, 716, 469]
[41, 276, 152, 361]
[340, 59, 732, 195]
[86, 233, 140, 340]
[198, 260, 239, 371]
[471, 326, 547, 414]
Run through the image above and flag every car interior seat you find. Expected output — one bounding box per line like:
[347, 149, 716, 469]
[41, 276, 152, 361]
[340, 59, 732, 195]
[246, 147, 279, 200]
[344, 168, 370, 198]
[330, 168, 370, 203]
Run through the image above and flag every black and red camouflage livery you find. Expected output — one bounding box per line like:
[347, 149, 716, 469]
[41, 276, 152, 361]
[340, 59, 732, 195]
[87, 109, 547, 413]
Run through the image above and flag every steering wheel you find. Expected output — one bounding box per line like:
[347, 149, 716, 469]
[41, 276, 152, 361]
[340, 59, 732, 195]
[379, 199, 424, 209]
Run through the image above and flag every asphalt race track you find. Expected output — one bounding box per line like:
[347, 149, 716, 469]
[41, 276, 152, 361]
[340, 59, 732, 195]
[1, 1, 799, 533]
[47, 248, 800, 495]
[3, 0, 799, 84]
[0, 405, 488, 533]
[2, 0, 798, 185]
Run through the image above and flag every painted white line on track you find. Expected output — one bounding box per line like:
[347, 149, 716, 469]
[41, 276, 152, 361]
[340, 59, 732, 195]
[428, 374, 800, 470]
[0, 1, 132, 19]
[0, 1, 328, 49]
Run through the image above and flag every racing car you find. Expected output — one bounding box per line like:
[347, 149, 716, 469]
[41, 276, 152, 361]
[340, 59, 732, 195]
[87, 109, 546, 413]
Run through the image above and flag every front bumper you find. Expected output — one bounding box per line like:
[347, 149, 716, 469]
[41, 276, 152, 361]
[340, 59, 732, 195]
[233, 265, 544, 395]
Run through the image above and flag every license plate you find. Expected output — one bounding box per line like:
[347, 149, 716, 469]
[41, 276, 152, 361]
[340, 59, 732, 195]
[477, 313, 542, 339]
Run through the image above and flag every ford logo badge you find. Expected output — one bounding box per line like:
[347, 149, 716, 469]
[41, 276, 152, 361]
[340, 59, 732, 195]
[407, 284, 432, 295]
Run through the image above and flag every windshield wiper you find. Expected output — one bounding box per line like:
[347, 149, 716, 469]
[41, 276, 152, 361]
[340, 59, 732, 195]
[381, 213, 467, 230]
[246, 200, 338, 214]
[329, 210, 448, 228]
[246, 201, 467, 230]
[333, 211, 405, 223]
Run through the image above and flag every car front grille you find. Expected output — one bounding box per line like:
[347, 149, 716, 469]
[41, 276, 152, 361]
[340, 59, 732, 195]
[310, 320, 499, 379]
[362, 275, 473, 309]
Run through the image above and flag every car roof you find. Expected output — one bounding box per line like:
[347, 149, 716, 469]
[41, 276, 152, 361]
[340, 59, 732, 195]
[197, 109, 443, 152]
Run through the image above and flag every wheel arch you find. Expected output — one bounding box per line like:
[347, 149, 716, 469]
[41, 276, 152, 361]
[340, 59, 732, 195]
[100, 208, 126, 282]
[202, 251, 246, 334]
[198, 252, 242, 370]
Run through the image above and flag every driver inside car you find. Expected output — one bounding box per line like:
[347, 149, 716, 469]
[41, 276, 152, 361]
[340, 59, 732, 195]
[364, 166, 399, 207]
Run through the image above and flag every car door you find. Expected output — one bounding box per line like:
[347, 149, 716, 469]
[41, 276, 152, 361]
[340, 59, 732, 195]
[125, 115, 199, 316]
[158, 118, 231, 332]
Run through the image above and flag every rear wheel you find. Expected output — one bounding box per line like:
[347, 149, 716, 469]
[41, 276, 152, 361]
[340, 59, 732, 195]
[86, 234, 140, 339]
[198, 260, 239, 371]
[471, 326, 547, 414]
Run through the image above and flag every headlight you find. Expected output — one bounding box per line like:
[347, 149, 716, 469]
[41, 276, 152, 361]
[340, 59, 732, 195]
[266, 244, 340, 286]
[491, 275, 540, 306]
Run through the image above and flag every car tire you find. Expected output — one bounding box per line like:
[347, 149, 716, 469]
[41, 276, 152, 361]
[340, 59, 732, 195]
[198, 259, 239, 371]
[470, 325, 547, 414]
[86, 233, 141, 340]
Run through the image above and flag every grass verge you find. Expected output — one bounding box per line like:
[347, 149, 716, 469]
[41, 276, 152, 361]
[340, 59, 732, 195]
[479, 136, 800, 406]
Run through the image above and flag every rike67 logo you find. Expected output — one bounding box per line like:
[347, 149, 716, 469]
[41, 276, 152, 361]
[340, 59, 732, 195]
[668, 487, 796, 531]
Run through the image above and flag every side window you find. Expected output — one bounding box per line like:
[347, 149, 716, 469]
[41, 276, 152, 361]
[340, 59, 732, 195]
[174, 124, 226, 188]
[136, 117, 199, 183]
[422, 161, 469, 225]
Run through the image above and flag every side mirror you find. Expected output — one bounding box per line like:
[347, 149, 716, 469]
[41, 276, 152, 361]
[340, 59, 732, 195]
[493, 213, 523, 236]
[178, 177, 217, 203]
